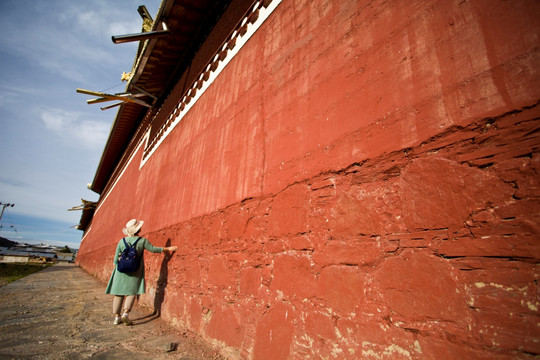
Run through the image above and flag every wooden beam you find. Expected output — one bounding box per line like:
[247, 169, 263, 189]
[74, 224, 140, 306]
[78, 88, 152, 107]
[100, 102, 123, 111]
[76, 88, 113, 97]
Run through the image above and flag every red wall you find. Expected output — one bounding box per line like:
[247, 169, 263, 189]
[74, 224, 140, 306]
[77, 0, 540, 358]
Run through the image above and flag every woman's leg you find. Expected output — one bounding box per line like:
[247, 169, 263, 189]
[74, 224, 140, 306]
[120, 295, 136, 325]
[123, 295, 136, 314]
[113, 296, 124, 316]
[112, 296, 124, 325]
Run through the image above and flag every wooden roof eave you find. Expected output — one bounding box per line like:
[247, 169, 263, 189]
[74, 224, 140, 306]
[126, 0, 173, 91]
[89, 1, 172, 195]
[89, 0, 234, 195]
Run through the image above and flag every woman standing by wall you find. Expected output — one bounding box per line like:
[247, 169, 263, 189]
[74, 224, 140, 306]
[105, 219, 177, 325]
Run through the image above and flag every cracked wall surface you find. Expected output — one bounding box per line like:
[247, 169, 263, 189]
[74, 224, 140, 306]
[77, 0, 539, 359]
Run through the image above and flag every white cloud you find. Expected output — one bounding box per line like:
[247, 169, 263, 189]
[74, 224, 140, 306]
[1, 1, 141, 83]
[41, 109, 110, 149]
[0, 0, 162, 247]
[73, 8, 142, 38]
[108, 21, 141, 38]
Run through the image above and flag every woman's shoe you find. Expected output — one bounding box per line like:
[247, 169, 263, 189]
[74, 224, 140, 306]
[121, 313, 132, 326]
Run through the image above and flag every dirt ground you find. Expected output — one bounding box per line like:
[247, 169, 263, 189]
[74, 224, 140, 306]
[0, 262, 224, 360]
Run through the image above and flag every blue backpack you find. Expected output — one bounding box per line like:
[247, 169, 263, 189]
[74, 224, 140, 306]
[117, 237, 141, 273]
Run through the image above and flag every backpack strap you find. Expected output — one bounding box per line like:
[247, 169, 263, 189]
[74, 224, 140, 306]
[132, 237, 141, 260]
[131, 237, 141, 255]
[122, 237, 140, 249]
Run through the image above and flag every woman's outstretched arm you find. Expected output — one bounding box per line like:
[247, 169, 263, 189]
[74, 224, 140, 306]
[163, 246, 177, 254]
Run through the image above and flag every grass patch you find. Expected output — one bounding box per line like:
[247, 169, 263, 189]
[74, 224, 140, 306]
[0, 263, 52, 286]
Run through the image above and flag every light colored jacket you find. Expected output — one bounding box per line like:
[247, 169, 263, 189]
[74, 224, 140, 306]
[105, 236, 163, 295]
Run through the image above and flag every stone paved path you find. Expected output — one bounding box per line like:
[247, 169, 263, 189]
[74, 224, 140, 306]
[0, 263, 222, 360]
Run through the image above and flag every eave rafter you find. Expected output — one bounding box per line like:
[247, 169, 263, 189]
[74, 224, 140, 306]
[76, 88, 156, 110]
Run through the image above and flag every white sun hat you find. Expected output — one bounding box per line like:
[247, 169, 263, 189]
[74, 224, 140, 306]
[123, 219, 144, 236]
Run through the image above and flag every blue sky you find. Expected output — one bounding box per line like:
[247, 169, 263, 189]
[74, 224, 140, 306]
[0, 0, 161, 248]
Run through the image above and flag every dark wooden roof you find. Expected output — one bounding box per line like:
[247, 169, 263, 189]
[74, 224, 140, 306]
[90, 0, 235, 194]
[78, 206, 96, 232]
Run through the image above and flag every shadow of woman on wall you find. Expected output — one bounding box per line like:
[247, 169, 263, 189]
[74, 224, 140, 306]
[133, 238, 172, 325]
[154, 238, 172, 316]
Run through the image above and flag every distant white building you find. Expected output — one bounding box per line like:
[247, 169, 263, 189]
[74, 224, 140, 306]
[0, 254, 30, 263]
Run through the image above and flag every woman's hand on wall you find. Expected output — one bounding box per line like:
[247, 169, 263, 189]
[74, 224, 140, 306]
[164, 246, 178, 253]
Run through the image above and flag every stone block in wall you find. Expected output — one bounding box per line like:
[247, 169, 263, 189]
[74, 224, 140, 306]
[239, 266, 263, 297]
[329, 181, 404, 237]
[455, 258, 539, 353]
[268, 183, 310, 236]
[436, 235, 538, 258]
[242, 199, 271, 241]
[206, 305, 244, 349]
[494, 199, 540, 235]
[343, 315, 422, 359]
[400, 157, 514, 230]
[182, 259, 202, 288]
[416, 336, 503, 360]
[368, 249, 469, 327]
[270, 254, 316, 300]
[189, 297, 202, 331]
[226, 206, 252, 239]
[313, 238, 385, 267]
[304, 311, 336, 345]
[208, 256, 236, 289]
[285, 234, 313, 251]
[202, 213, 225, 246]
[471, 307, 540, 354]
[317, 265, 365, 315]
[253, 302, 295, 360]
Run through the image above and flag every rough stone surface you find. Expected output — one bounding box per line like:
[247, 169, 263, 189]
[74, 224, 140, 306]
[77, 0, 540, 358]
[0, 263, 223, 360]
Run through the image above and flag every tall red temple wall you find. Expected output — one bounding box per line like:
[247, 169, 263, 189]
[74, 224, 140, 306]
[77, 0, 540, 358]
